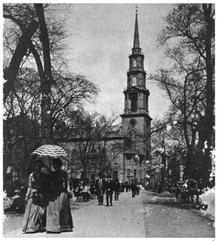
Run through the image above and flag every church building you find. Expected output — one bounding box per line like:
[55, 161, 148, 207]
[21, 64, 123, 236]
[117, 9, 152, 183]
[66, 9, 152, 186]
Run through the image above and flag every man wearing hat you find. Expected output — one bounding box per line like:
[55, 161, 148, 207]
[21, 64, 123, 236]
[95, 173, 105, 205]
[104, 175, 114, 206]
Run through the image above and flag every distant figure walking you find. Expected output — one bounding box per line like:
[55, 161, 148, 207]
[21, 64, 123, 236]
[95, 173, 105, 205]
[125, 181, 128, 192]
[82, 181, 91, 202]
[131, 180, 137, 198]
[113, 178, 120, 201]
[104, 175, 114, 206]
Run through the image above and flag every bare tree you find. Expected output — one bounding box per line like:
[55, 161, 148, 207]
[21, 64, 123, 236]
[152, 3, 214, 186]
[3, 3, 69, 144]
[3, 3, 99, 182]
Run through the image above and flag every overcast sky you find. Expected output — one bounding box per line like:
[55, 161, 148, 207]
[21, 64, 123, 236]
[61, 3, 173, 121]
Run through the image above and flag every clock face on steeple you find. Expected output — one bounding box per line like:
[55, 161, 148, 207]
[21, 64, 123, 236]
[129, 118, 137, 127]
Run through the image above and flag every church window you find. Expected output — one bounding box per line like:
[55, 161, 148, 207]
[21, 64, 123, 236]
[131, 76, 137, 86]
[131, 99, 137, 111]
[133, 59, 137, 67]
[126, 155, 132, 160]
[113, 171, 118, 179]
[137, 61, 142, 67]
[138, 73, 142, 79]
[127, 159, 131, 166]
[127, 170, 131, 178]
[112, 152, 118, 165]
[129, 93, 137, 111]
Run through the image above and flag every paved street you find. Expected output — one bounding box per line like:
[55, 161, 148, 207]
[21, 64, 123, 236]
[3, 189, 215, 238]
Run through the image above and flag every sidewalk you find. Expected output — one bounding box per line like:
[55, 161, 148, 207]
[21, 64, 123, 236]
[3, 191, 146, 237]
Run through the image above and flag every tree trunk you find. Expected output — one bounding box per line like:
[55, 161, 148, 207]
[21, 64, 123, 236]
[82, 165, 88, 184]
[34, 4, 52, 145]
[202, 4, 215, 185]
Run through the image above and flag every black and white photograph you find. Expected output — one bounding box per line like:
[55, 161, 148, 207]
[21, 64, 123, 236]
[2, 1, 216, 239]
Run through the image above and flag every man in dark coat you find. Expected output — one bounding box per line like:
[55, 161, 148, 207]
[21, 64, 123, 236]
[131, 180, 137, 198]
[104, 175, 114, 206]
[113, 179, 120, 201]
[95, 173, 105, 205]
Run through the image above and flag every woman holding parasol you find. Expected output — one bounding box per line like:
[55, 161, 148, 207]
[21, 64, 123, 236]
[28, 144, 73, 233]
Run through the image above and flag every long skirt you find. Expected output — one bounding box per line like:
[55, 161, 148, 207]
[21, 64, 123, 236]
[46, 192, 73, 232]
[22, 197, 45, 233]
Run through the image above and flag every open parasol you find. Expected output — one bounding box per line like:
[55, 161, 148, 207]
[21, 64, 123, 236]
[31, 144, 68, 159]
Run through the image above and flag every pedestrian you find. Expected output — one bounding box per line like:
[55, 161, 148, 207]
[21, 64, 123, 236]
[131, 180, 137, 198]
[128, 181, 131, 192]
[136, 182, 140, 195]
[75, 181, 83, 200]
[125, 181, 128, 192]
[22, 160, 48, 233]
[158, 184, 162, 194]
[82, 180, 91, 202]
[113, 178, 120, 201]
[46, 158, 73, 233]
[104, 175, 114, 206]
[95, 173, 105, 205]
[182, 180, 189, 202]
[121, 182, 125, 192]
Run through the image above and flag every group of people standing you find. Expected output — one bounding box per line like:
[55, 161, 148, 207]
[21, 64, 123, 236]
[23, 158, 73, 234]
[95, 174, 122, 206]
[22, 160, 140, 233]
[73, 180, 92, 202]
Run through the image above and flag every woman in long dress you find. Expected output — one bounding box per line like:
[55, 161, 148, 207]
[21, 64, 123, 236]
[46, 158, 73, 233]
[23, 160, 48, 233]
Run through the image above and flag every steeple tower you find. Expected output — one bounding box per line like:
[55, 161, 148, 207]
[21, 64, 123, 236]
[121, 7, 151, 117]
[121, 6, 152, 162]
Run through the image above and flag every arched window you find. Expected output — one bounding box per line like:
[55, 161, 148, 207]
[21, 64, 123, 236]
[133, 59, 137, 67]
[129, 93, 137, 112]
[131, 76, 137, 86]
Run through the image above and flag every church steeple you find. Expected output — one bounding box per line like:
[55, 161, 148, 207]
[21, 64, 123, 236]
[120, 6, 152, 183]
[132, 7, 142, 55]
[121, 6, 152, 118]
[133, 8, 140, 49]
